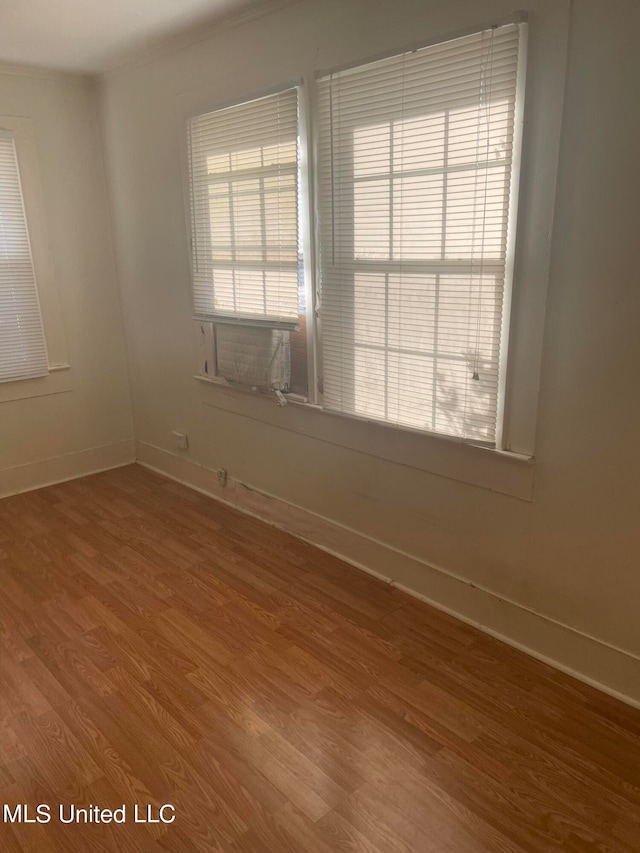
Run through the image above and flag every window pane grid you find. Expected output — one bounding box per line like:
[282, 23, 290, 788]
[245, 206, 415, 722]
[318, 24, 521, 442]
[0, 131, 48, 383]
[188, 89, 300, 323]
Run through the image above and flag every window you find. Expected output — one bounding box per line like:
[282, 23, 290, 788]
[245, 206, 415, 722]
[189, 20, 530, 448]
[0, 130, 48, 384]
[317, 23, 525, 444]
[188, 88, 302, 330]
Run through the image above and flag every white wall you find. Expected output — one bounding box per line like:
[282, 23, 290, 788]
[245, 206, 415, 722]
[0, 68, 134, 494]
[100, 0, 640, 702]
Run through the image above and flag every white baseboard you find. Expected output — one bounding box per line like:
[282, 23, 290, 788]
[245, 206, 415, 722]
[0, 439, 136, 499]
[138, 440, 640, 708]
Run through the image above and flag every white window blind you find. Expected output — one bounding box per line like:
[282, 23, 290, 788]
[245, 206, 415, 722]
[0, 130, 48, 384]
[188, 88, 301, 330]
[317, 23, 524, 443]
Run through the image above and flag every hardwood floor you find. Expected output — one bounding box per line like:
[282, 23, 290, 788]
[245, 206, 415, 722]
[0, 464, 638, 852]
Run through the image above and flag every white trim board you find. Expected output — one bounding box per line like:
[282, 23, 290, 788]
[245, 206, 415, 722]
[0, 439, 135, 499]
[136, 440, 640, 709]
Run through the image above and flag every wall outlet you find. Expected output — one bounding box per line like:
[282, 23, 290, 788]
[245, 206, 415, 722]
[216, 468, 227, 487]
[172, 431, 188, 450]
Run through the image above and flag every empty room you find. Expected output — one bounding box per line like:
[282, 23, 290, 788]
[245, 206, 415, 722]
[1, 0, 639, 850]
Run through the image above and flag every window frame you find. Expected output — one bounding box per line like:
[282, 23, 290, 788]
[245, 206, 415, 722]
[191, 4, 569, 477]
[313, 21, 527, 450]
[186, 85, 304, 332]
[0, 116, 70, 402]
[183, 81, 318, 401]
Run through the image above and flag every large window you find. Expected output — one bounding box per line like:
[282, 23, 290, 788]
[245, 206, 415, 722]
[0, 130, 48, 384]
[187, 20, 527, 447]
[317, 24, 524, 444]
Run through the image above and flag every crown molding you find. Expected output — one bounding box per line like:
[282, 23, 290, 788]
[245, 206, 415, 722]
[0, 61, 93, 82]
[100, 0, 303, 79]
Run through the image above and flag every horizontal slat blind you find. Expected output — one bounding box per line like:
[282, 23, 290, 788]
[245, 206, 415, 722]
[188, 89, 300, 327]
[318, 24, 523, 443]
[0, 131, 48, 384]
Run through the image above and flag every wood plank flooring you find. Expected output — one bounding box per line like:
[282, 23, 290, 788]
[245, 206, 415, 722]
[0, 464, 638, 851]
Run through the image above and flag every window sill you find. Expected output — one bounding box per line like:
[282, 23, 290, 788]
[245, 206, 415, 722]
[195, 374, 534, 501]
[0, 363, 72, 404]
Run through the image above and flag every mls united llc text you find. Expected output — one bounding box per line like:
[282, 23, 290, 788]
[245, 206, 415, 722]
[3, 803, 176, 824]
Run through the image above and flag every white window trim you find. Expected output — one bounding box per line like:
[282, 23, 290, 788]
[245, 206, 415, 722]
[190, 1, 570, 496]
[196, 374, 534, 499]
[188, 87, 302, 330]
[0, 115, 70, 403]
[298, 74, 321, 406]
[182, 80, 318, 397]
[314, 22, 525, 447]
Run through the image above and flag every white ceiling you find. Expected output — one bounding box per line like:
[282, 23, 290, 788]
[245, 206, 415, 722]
[0, 0, 273, 74]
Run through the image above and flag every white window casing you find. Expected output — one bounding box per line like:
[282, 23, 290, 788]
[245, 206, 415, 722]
[191, 4, 570, 482]
[317, 22, 526, 446]
[187, 88, 302, 331]
[0, 116, 69, 403]
[0, 129, 48, 384]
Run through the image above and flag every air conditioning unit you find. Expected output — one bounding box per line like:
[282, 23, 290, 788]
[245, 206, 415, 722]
[215, 324, 290, 391]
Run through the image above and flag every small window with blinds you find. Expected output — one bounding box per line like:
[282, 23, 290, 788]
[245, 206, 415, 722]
[0, 130, 48, 384]
[317, 23, 525, 443]
[187, 88, 302, 331]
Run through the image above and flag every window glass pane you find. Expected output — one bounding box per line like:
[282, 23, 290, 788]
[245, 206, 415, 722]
[438, 275, 502, 358]
[208, 190, 232, 251]
[262, 140, 297, 167]
[211, 269, 236, 312]
[448, 100, 512, 167]
[235, 269, 266, 315]
[387, 274, 436, 352]
[387, 352, 435, 430]
[445, 167, 509, 259]
[393, 113, 445, 171]
[354, 273, 386, 346]
[392, 174, 444, 260]
[434, 359, 498, 441]
[230, 146, 264, 171]
[354, 180, 390, 260]
[264, 270, 298, 317]
[354, 123, 391, 177]
[206, 152, 230, 174]
[353, 347, 386, 418]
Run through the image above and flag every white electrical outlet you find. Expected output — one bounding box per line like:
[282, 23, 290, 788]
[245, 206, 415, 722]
[172, 431, 188, 450]
[216, 468, 227, 486]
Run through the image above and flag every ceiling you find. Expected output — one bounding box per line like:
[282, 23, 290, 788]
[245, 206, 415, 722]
[0, 0, 275, 74]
